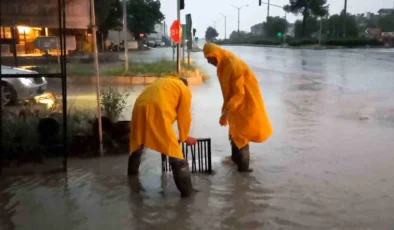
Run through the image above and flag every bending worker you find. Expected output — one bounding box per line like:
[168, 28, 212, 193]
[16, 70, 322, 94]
[203, 43, 273, 172]
[128, 77, 198, 198]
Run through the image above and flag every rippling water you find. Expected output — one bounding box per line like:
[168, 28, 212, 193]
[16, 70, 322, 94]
[1, 47, 394, 229]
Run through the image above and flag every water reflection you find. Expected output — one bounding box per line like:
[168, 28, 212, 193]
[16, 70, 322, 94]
[1, 47, 394, 229]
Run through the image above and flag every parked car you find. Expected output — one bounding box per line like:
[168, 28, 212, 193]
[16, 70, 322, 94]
[1, 65, 47, 106]
[146, 40, 165, 48]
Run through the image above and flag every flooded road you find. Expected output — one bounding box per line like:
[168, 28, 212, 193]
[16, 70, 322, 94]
[2, 47, 394, 229]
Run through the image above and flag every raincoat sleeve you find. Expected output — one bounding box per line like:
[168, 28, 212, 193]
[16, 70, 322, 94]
[177, 87, 192, 142]
[225, 73, 245, 113]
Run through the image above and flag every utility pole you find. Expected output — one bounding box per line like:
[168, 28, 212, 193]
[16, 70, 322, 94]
[213, 20, 217, 30]
[231, 4, 249, 33]
[260, 2, 287, 41]
[343, 0, 347, 37]
[177, 0, 181, 73]
[260, 1, 286, 19]
[89, 0, 103, 156]
[220, 14, 229, 40]
[123, 0, 129, 72]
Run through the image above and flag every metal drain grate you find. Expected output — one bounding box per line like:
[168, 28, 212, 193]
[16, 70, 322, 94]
[161, 138, 212, 174]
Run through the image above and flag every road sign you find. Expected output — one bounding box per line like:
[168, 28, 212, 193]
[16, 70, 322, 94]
[195, 37, 198, 41]
[170, 20, 182, 44]
[185, 14, 193, 50]
[33, 36, 58, 50]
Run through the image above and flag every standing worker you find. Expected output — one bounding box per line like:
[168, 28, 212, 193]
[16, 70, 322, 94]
[203, 43, 273, 172]
[128, 77, 198, 198]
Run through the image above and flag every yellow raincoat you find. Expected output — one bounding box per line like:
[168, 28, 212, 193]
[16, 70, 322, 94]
[129, 77, 192, 159]
[203, 43, 273, 149]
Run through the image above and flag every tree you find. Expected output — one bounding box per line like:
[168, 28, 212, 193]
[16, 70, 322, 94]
[285, 0, 329, 38]
[294, 17, 319, 38]
[263, 16, 288, 38]
[378, 13, 394, 32]
[96, 0, 123, 50]
[127, 0, 165, 41]
[229, 31, 248, 40]
[327, 12, 359, 38]
[95, 0, 118, 26]
[205, 27, 219, 41]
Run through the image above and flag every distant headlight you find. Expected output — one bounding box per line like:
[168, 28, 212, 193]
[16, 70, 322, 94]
[19, 78, 33, 86]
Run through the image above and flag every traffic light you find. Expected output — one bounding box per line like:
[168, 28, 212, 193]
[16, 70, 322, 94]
[193, 28, 196, 37]
[259, 0, 261, 6]
[180, 0, 185, 10]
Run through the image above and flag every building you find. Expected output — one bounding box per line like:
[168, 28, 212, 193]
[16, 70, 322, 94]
[106, 29, 138, 50]
[378, 9, 394, 16]
[366, 12, 376, 19]
[146, 23, 167, 43]
[1, 0, 90, 57]
[365, 28, 382, 39]
[251, 23, 264, 35]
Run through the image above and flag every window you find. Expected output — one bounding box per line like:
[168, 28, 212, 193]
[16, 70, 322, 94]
[0, 27, 12, 39]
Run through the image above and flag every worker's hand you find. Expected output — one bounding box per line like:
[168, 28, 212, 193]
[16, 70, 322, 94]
[219, 112, 228, 126]
[185, 137, 198, 146]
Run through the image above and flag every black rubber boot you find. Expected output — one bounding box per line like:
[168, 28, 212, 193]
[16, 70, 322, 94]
[127, 147, 143, 175]
[237, 144, 253, 173]
[230, 140, 239, 165]
[169, 157, 194, 198]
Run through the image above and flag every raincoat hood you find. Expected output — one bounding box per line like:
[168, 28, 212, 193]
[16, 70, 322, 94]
[203, 43, 227, 64]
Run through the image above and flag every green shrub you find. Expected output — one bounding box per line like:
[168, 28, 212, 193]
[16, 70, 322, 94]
[325, 38, 384, 47]
[1, 109, 94, 160]
[100, 87, 130, 122]
[216, 37, 385, 48]
[287, 39, 319, 46]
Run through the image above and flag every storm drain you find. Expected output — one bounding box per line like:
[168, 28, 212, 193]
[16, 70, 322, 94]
[161, 138, 212, 174]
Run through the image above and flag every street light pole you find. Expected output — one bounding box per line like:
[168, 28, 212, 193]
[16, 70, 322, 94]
[89, 0, 103, 156]
[220, 14, 229, 40]
[267, 0, 270, 21]
[319, 17, 323, 45]
[123, 0, 129, 72]
[231, 4, 248, 33]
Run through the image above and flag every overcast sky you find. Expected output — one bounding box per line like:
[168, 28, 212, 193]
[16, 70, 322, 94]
[160, 0, 394, 39]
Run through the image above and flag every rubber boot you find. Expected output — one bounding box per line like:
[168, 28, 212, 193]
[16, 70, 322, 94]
[230, 140, 239, 165]
[237, 144, 253, 173]
[127, 147, 143, 175]
[169, 157, 194, 198]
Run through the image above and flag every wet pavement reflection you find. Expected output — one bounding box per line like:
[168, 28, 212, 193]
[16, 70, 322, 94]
[1, 47, 394, 229]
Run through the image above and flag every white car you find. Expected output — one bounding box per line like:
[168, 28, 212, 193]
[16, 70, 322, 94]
[1, 65, 47, 106]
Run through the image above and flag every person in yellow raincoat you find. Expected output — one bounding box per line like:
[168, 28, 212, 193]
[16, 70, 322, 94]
[203, 43, 273, 172]
[128, 77, 198, 197]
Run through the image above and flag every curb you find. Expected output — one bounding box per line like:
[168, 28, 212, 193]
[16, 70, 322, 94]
[67, 69, 205, 85]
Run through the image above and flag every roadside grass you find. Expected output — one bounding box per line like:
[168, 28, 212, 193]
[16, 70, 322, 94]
[102, 59, 198, 77]
[30, 59, 201, 78]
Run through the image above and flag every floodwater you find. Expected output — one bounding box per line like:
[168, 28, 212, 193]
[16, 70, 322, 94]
[2, 47, 394, 229]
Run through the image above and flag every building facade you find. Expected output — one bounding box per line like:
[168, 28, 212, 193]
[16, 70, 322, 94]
[146, 23, 167, 42]
[251, 23, 264, 35]
[1, 0, 90, 56]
